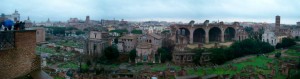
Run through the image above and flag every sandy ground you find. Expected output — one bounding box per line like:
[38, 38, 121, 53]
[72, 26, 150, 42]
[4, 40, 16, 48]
[187, 42, 233, 49]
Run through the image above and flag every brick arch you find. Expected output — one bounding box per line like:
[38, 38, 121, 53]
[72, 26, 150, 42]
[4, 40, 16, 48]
[175, 27, 191, 43]
[208, 27, 222, 42]
[193, 28, 206, 43]
[224, 27, 236, 41]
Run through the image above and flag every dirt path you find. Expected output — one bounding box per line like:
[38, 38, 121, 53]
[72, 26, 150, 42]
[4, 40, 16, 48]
[268, 49, 299, 58]
[232, 55, 255, 63]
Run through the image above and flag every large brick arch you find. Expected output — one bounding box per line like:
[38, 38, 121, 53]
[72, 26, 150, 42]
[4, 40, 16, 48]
[193, 28, 206, 43]
[208, 27, 222, 42]
[224, 27, 236, 41]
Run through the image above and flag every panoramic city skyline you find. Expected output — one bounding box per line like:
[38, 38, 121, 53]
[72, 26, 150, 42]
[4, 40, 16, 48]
[0, 0, 299, 24]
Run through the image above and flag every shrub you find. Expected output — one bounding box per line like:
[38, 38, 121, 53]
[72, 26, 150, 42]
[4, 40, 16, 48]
[275, 52, 281, 58]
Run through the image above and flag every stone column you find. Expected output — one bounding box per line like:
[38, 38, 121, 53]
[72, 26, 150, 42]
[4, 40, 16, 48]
[189, 29, 193, 44]
[221, 29, 225, 42]
[205, 29, 209, 43]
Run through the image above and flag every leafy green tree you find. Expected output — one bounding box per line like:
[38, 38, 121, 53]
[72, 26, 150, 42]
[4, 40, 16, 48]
[275, 43, 282, 49]
[104, 46, 119, 61]
[129, 49, 137, 62]
[192, 48, 204, 65]
[244, 27, 254, 34]
[131, 30, 143, 34]
[110, 29, 128, 34]
[282, 38, 296, 47]
[259, 42, 275, 53]
[161, 30, 170, 34]
[48, 27, 66, 36]
[244, 27, 264, 40]
[66, 27, 78, 30]
[230, 39, 274, 57]
[55, 46, 61, 52]
[86, 60, 91, 67]
[295, 36, 300, 41]
[162, 39, 175, 55]
[276, 38, 296, 49]
[157, 48, 171, 63]
[75, 30, 85, 35]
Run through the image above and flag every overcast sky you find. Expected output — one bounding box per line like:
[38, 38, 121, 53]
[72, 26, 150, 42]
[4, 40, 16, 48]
[0, 0, 299, 24]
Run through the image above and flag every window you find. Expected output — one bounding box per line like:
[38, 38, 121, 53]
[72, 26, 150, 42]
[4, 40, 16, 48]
[272, 40, 273, 44]
[93, 44, 97, 51]
[94, 33, 97, 38]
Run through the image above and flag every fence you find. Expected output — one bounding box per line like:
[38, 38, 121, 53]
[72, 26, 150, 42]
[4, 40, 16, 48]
[0, 31, 15, 50]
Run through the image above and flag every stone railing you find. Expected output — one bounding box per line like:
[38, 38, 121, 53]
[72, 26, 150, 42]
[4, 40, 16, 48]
[0, 31, 15, 50]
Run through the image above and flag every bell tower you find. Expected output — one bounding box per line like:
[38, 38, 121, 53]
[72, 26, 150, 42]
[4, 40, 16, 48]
[275, 15, 280, 31]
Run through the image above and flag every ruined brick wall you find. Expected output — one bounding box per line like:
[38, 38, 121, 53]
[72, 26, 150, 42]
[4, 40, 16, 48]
[0, 30, 37, 79]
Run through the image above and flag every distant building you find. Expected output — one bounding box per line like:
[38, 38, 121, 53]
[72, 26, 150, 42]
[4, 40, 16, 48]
[135, 41, 156, 63]
[137, 33, 162, 52]
[119, 34, 138, 52]
[236, 29, 248, 41]
[135, 33, 162, 63]
[0, 10, 20, 22]
[85, 16, 90, 24]
[291, 28, 300, 38]
[25, 27, 46, 43]
[32, 27, 46, 43]
[262, 29, 278, 46]
[24, 16, 33, 28]
[101, 19, 120, 27]
[273, 15, 291, 38]
[84, 31, 109, 59]
[35, 18, 53, 26]
[297, 22, 300, 26]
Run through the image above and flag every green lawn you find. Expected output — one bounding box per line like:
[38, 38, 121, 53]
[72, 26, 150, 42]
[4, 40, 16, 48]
[285, 49, 300, 56]
[58, 62, 79, 69]
[150, 65, 181, 72]
[186, 55, 289, 78]
[56, 40, 82, 48]
[36, 46, 56, 54]
[232, 56, 272, 71]
[54, 76, 64, 79]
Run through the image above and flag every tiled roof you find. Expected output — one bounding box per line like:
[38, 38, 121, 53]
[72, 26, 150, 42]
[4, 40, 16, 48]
[120, 34, 137, 39]
[148, 33, 162, 39]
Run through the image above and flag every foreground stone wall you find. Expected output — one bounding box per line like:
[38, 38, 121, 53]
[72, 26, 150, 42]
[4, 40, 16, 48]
[0, 30, 37, 79]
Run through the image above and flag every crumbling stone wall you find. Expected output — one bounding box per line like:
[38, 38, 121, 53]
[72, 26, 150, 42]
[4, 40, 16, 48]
[0, 30, 37, 79]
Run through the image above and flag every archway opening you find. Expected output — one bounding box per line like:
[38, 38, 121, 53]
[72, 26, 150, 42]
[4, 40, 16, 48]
[193, 28, 205, 43]
[176, 28, 190, 43]
[209, 27, 221, 42]
[224, 27, 236, 41]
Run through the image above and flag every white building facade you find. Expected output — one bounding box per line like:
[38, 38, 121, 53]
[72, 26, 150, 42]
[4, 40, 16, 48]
[262, 29, 278, 46]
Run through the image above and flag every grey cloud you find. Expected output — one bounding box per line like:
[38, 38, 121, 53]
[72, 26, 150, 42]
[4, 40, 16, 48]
[0, 0, 299, 24]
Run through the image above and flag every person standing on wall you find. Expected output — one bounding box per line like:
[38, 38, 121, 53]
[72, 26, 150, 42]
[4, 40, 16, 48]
[14, 21, 20, 30]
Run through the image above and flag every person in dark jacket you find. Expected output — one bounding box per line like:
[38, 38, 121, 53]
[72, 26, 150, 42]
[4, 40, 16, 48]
[14, 21, 20, 30]
[20, 21, 25, 30]
[0, 21, 3, 31]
